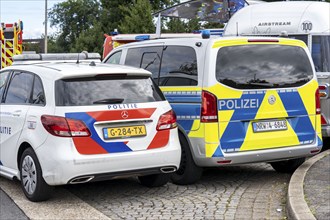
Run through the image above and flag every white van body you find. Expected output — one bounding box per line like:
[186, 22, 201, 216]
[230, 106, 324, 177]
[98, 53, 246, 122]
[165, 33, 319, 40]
[223, 1, 330, 139]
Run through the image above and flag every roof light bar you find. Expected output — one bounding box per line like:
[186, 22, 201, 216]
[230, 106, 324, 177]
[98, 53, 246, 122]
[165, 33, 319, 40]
[13, 52, 101, 62]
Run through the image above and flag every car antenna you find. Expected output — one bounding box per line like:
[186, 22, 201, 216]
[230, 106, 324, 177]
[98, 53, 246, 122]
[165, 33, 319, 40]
[76, 53, 80, 64]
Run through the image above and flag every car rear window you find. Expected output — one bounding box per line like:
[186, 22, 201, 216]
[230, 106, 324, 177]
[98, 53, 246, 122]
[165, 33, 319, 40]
[55, 75, 165, 106]
[216, 44, 314, 89]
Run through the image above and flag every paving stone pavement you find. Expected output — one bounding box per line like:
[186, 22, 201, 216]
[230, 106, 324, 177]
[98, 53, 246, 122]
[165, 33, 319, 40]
[304, 153, 330, 220]
[66, 163, 291, 220]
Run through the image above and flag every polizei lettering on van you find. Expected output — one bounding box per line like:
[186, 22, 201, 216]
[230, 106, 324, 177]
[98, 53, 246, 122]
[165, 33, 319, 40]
[218, 99, 259, 110]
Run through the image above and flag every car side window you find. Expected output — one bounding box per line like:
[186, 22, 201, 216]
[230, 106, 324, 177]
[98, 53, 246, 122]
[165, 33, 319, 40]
[32, 75, 45, 105]
[105, 50, 122, 64]
[0, 71, 10, 102]
[4, 71, 34, 104]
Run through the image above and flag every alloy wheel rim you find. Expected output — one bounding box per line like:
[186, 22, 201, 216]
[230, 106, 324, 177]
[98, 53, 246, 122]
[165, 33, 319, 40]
[21, 155, 37, 195]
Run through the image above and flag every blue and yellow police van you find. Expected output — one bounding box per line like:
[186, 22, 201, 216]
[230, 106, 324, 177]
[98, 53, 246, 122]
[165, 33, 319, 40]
[103, 35, 323, 184]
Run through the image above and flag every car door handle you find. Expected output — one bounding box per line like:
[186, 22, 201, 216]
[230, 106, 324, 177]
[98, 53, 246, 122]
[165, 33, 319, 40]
[12, 110, 22, 117]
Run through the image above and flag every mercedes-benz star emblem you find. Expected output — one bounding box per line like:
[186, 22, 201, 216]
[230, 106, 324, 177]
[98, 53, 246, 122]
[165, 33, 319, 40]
[121, 111, 129, 119]
[268, 95, 276, 105]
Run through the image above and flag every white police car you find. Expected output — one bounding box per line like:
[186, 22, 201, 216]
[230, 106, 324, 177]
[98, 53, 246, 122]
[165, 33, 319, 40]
[0, 53, 181, 202]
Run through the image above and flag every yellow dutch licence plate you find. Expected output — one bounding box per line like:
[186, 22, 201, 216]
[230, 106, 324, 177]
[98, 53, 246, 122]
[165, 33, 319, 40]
[103, 125, 146, 139]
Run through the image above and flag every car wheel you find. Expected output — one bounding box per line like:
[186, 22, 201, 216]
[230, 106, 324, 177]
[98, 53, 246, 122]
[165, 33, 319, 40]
[138, 173, 170, 187]
[171, 132, 203, 185]
[270, 157, 306, 173]
[20, 148, 53, 202]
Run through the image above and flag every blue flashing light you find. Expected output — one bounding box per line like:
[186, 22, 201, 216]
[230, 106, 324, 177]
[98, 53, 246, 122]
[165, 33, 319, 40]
[201, 30, 210, 39]
[110, 31, 119, 36]
[193, 29, 224, 37]
[135, 35, 150, 41]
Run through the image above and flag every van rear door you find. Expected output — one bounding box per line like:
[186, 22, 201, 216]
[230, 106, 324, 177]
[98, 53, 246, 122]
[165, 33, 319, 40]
[212, 39, 319, 153]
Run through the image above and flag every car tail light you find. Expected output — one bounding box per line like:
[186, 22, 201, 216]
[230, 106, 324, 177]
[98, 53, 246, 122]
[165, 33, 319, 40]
[157, 110, 177, 131]
[41, 115, 90, 137]
[315, 88, 321, 115]
[321, 114, 328, 125]
[201, 90, 218, 123]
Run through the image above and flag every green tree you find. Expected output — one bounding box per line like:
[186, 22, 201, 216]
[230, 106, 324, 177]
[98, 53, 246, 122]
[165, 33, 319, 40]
[119, 0, 155, 34]
[73, 22, 104, 54]
[48, 0, 180, 53]
[48, 0, 101, 52]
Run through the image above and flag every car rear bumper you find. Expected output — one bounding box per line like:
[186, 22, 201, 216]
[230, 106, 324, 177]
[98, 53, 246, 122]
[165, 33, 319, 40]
[36, 130, 181, 186]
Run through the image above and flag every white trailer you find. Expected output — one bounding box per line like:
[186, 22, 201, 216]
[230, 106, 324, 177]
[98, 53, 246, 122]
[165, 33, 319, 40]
[223, 1, 330, 140]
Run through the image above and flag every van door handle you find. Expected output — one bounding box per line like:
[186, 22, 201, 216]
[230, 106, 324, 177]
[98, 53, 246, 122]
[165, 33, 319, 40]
[12, 110, 22, 117]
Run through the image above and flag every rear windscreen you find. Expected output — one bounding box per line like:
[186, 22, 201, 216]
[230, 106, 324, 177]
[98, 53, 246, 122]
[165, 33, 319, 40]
[55, 75, 165, 106]
[216, 44, 314, 89]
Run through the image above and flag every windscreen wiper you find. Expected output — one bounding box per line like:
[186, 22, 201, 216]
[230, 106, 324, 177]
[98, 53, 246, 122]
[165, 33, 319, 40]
[93, 98, 124, 104]
[248, 82, 275, 88]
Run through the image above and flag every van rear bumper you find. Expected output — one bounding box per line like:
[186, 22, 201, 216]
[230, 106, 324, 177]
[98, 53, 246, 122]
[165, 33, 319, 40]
[191, 138, 323, 167]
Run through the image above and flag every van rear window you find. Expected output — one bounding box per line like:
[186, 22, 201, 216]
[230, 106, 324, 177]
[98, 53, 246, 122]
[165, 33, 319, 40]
[55, 76, 164, 106]
[216, 45, 314, 89]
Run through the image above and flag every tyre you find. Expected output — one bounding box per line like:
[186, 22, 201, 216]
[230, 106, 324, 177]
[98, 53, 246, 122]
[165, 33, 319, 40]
[171, 132, 203, 185]
[270, 157, 306, 173]
[19, 148, 53, 202]
[321, 137, 330, 151]
[138, 174, 170, 187]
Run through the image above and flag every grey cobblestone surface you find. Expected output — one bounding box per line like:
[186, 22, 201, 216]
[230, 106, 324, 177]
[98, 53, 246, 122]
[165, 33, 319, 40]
[67, 163, 291, 220]
[304, 154, 330, 220]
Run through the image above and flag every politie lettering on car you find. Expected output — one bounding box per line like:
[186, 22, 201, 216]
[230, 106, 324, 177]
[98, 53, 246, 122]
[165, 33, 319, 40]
[0, 53, 181, 202]
[104, 35, 323, 185]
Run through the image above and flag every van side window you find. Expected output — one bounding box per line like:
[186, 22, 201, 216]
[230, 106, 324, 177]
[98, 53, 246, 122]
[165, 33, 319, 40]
[159, 46, 197, 86]
[106, 50, 122, 64]
[312, 35, 330, 72]
[125, 46, 163, 79]
[125, 46, 198, 86]
[4, 71, 34, 104]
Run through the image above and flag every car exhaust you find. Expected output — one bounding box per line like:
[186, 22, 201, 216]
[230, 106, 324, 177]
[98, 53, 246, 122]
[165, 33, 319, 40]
[160, 166, 177, 173]
[69, 176, 94, 184]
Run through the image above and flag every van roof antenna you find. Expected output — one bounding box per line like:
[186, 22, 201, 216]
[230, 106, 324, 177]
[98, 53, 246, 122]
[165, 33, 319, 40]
[279, 31, 288, 37]
[155, 13, 161, 39]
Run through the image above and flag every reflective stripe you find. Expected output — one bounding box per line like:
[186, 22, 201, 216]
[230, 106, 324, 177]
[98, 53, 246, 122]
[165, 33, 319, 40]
[212, 38, 307, 49]
[219, 92, 265, 152]
[67, 112, 132, 154]
[278, 91, 315, 143]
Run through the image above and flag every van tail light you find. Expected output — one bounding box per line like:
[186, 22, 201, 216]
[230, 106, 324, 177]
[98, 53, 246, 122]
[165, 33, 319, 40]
[201, 90, 218, 123]
[157, 110, 177, 131]
[321, 114, 328, 125]
[315, 88, 321, 115]
[319, 85, 329, 98]
[248, 39, 279, 43]
[41, 115, 91, 137]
